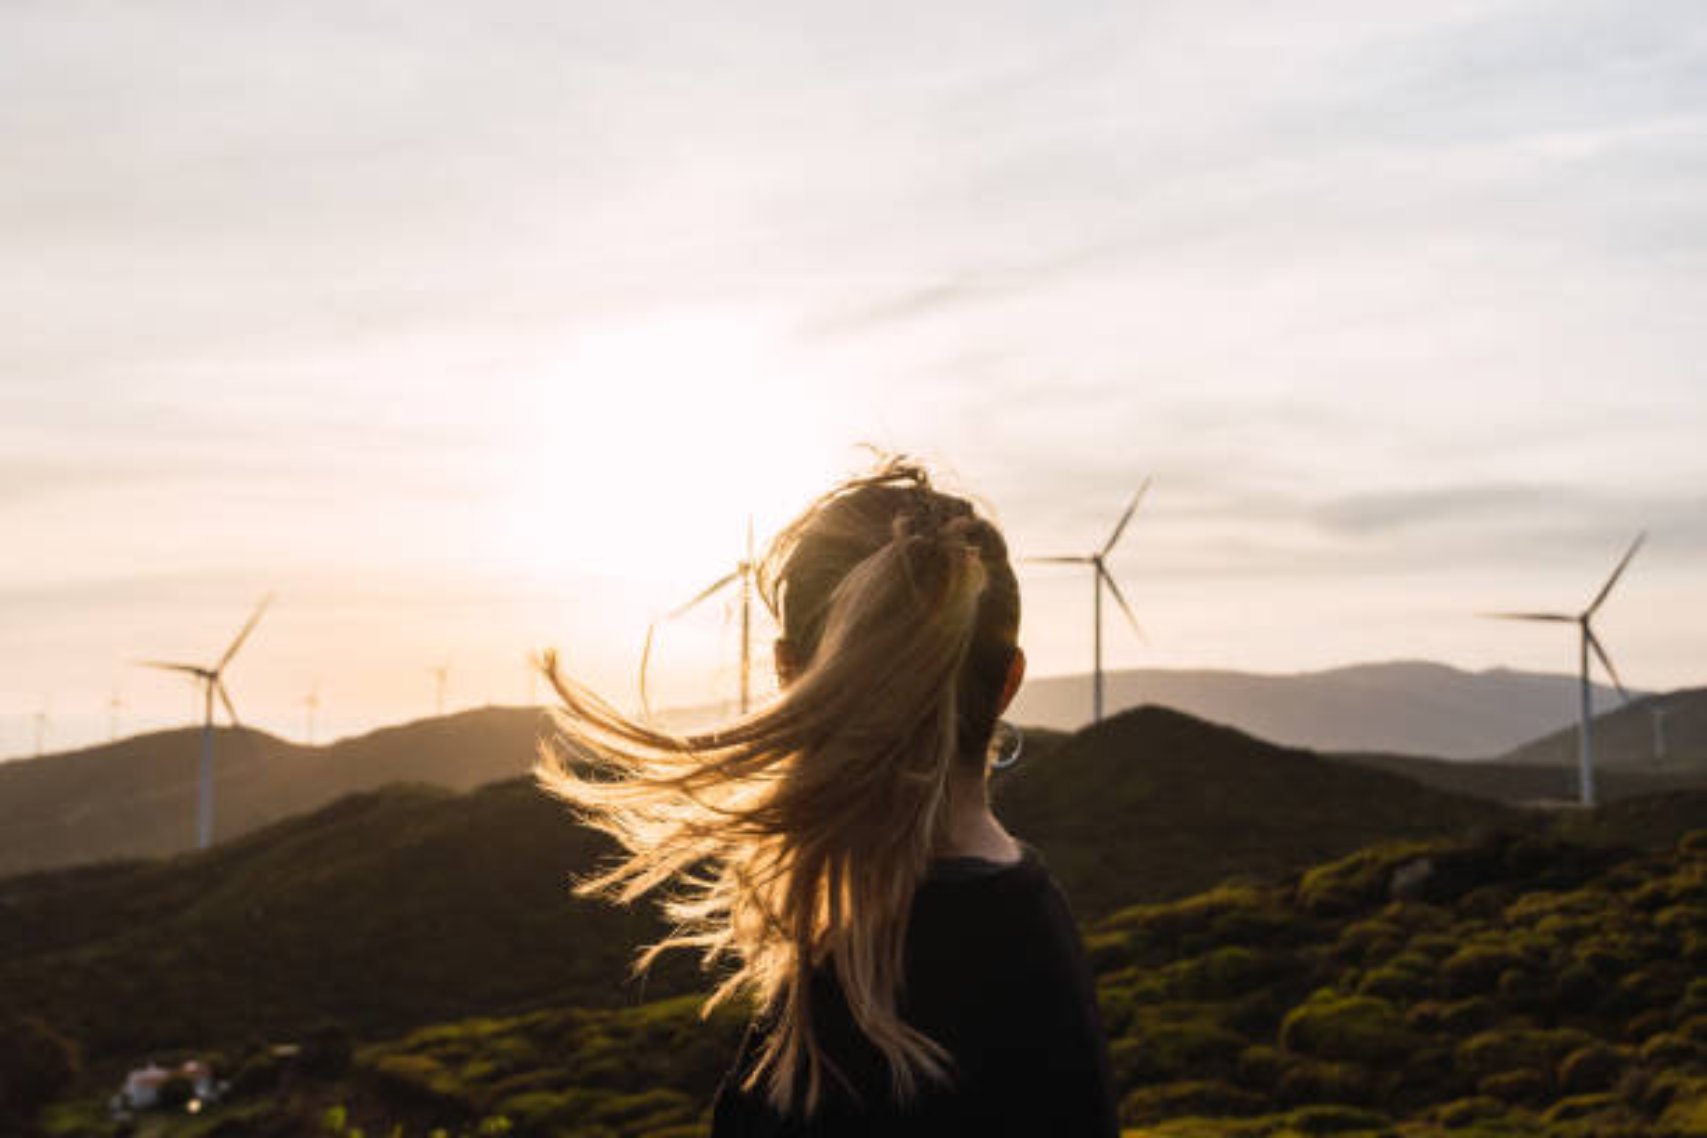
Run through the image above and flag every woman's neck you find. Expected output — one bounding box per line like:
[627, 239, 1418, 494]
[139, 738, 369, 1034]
[934, 766, 1023, 863]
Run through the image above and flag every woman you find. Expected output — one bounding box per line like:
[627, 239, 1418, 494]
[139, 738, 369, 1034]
[535, 459, 1118, 1136]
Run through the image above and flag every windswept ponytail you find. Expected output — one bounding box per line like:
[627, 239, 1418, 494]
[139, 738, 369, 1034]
[535, 460, 1021, 1117]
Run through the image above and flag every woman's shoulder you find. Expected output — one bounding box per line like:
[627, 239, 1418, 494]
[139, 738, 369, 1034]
[911, 843, 1081, 955]
[921, 839, 1045, 886]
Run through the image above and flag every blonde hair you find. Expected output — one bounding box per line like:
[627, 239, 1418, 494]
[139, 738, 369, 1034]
[534, 458, 1021, 1117]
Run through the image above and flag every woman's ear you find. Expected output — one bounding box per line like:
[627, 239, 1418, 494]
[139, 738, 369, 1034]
[996, 646, 1026, 715]
[774, 638, 798, 687]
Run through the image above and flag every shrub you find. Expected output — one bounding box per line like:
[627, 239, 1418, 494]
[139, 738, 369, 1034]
[1657, 1074, 1707, 1135]
[1117, 1079, 1266, 1125]
[1432, 1094, 1507, 1128]
[1083, 930, 1132, 972]
[1456, 1027, 1593, 1084]
[1172, 946, 1286, 999]
[1270, 1103, 1394, 1134]
[1404, 997, 1497, 1036]
[1280, 994, 1418, 1064]
[1275, 1059, 1374, 1107]
[1540, 1091, 1623, 1125]
[1235, 1045, 1284, 1091]
[368, 1053, 475, 1112]
[1357, 960, 1433, 1002]
[1439, 945, 1520, 999]
[1640, 1031, 1701, 1067]
[1125, 1011, 1248, 1082]
[1557, 1043, 1625, 1096]
[1477, 1069, 1547, 1104]
[1297, 843, 1437, 917]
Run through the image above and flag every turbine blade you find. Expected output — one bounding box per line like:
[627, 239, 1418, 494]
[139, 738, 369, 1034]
[137, 660, 212, 678]
[1586, 532, 1645, 617]
[638, 623, 658, 715]
[218, 593, 274, 672]
[1585, 628, 1630, 703]
[1100, 478, 1152, 558]
[216, 680, 241, 728]
[1478, 612, 1576, 623]
[1022, 555, 1095, 565]
[1100, 566, 1146, 642]
[669, 571, 740, 619]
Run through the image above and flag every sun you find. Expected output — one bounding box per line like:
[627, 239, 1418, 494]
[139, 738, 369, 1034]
[500, 308, 849, 596]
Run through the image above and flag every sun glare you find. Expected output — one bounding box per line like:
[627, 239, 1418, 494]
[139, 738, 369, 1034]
[502, 310, 847, 595]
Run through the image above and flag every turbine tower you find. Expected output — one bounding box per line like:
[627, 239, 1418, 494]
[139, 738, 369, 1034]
[108, 688, 125, 742]
[302, 681, 321, 745]
[1484, 534, 1643, 808]
[34, 700, 49, 758]
[429, 661, 450, 716]
[140, 594, 273, 850]
[1652, 702, 1669, 765]
[1028, 480, 1151, 723]
[641, 518, 758, 716]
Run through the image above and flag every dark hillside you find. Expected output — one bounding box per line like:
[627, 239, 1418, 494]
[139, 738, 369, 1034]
[0, 707, 546, 876]
[1497, 687, 1707, 771]
[994, 706, 1519, 920]
[0, 778, 686, 1061]
[1339, 751, 1706, 806]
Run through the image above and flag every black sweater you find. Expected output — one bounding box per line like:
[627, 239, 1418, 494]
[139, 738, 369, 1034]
[709, 846, 1119, 1137]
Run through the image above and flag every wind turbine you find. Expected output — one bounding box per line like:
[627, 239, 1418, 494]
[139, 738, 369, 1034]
[1483, 534, 1643, 808]
[1652, 702, 1669, 766]
[429, 661, 450, 717]
[1028, 480, 1151, 723]
[108, 688, 125, 742]
[139, 594, 273, 850]
[302, 681, 321, 745]
[34, 700, 49, 758]
[641, 518, 758, 716]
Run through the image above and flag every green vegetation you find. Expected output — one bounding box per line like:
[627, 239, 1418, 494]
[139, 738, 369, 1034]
[30, 825, 1704, 1138]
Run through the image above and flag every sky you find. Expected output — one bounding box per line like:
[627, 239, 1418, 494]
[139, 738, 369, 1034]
[4, 0, 1705, 757]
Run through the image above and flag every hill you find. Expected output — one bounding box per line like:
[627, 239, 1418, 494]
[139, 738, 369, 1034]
[1496, 687, 1707, 770]
[991, 706, 1517, 919]
[0, 706, 546, 877]
[1338, 751, 1707, 808]
[0, 778, 688, 1063]
[1009, 660, 1633, 758]
[2, 706, 1524, 1068]
[40, 824, 1707, 1138]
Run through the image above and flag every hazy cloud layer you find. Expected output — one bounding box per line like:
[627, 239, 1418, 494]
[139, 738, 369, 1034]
[5, 0, 1705, 753]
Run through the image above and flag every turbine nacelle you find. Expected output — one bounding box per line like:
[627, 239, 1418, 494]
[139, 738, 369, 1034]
[134, 593, 273, 849]
[641, 517, 759, 716]
[1025, 479, 1152, 722]
[1481, 534, 1644, 807]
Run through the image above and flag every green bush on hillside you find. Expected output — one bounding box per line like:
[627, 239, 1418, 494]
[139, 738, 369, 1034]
[1280, 993, 1417, 1064]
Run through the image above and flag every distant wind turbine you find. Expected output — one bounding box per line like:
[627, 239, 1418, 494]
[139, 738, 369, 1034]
[429, 661, 450, 717]
[1652, 702, 1669, 765]
[302, 681, 321, 745]
[34, 700, 50, 758]
[139, 594, 273, 849]
[1027, 480, 1152, 723]
[641, 518, 758, 716]
[1483, 534, 1644, 808]
[108, 688, 125, 742]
